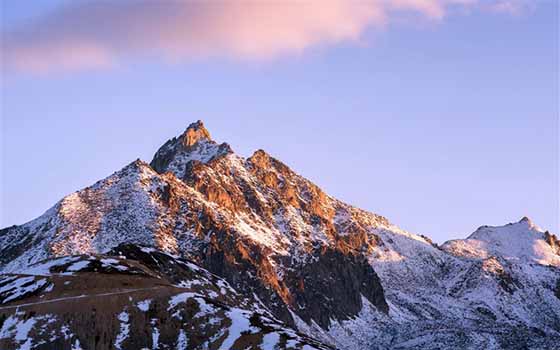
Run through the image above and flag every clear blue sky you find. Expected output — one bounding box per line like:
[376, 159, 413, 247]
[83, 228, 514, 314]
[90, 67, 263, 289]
[1, 0, 558, 242]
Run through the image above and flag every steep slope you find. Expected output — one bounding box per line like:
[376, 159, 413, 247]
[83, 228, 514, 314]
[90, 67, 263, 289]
[1, 120, 559, 349]
[0, 244, 331, 350]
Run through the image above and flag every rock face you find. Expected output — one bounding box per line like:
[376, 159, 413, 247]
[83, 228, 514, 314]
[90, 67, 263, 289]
[545, 230, 560, 256]
[1, 121, 559, 349]
[282, 248, 388, 328]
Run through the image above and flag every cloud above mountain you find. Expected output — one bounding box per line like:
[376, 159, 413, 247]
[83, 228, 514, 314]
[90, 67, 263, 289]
[2, 0, 529, 73]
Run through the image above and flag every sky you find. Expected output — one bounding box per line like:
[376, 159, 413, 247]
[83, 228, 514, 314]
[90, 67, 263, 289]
[1, 0, 558, 243]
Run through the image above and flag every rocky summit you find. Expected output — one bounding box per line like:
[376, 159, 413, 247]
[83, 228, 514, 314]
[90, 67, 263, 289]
[0, 121, 559, 350]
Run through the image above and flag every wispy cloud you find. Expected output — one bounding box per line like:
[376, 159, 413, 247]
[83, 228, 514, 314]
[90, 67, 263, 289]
[2, 0, 528, 74]
[484, 0, 534, 15]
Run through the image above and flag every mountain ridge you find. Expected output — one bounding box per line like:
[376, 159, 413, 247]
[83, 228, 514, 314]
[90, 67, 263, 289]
[1, 120, 559, 349]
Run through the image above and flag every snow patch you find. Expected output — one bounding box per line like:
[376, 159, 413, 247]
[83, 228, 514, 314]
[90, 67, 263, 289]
[114, 311, 129, 350]
[137, 299, 152, 312]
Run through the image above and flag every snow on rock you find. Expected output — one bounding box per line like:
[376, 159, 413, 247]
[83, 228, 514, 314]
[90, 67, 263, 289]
[114, 311, 130, 350]
[14, 316, 36, 341]
[0, 205, 62, 273]
[176, 329, 188, 350]
[220, 308, 255, 349]
[167, 292, 198, 311]
[136, 299, 152, 312]
[151, 319, 160, 350]
[71, 339, 83, 350]
[100, 258, 129, 271]
[261, 332, 280, 349]
[66, 260, 91, 272]
[0, 312, 57, 349]
[0, 276, 51, 304]
[18, 256, 82, 276]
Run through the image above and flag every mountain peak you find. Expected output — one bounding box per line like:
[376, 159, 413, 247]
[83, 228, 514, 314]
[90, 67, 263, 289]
[182, 120, 212, 147]
[150, 121, 232, 178]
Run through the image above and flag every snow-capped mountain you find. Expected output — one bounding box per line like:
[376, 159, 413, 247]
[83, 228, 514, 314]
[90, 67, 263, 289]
[1, 121, 558, 349]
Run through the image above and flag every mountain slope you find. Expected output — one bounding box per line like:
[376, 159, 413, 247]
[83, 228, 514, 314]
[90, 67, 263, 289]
[330, 217, 560, 349]
[0, 244, 331, 350]
[1, 120, 559, 349]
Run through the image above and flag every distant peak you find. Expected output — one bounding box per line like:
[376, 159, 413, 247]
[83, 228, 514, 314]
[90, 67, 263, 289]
[182, 120, 212, 147]
[469, 216, 542, 240]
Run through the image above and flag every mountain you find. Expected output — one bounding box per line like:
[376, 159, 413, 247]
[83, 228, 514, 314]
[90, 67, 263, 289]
[1, 120, 559, 349]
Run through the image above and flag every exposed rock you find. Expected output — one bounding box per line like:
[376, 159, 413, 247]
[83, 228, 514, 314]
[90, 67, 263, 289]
[150, 121, 233, 177]
[544, 231, 560, 255]
[284, 248, 388, 328]
[182, 120, 212, 147]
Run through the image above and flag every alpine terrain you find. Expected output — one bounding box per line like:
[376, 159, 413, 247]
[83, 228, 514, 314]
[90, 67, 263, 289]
[1, 121, 558, 350]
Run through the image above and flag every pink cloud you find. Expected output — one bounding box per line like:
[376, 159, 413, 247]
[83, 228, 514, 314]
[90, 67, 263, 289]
[2, 0, 526, 74]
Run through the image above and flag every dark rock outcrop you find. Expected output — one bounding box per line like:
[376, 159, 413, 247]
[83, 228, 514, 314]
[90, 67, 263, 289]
[285, 248, 388, 328]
